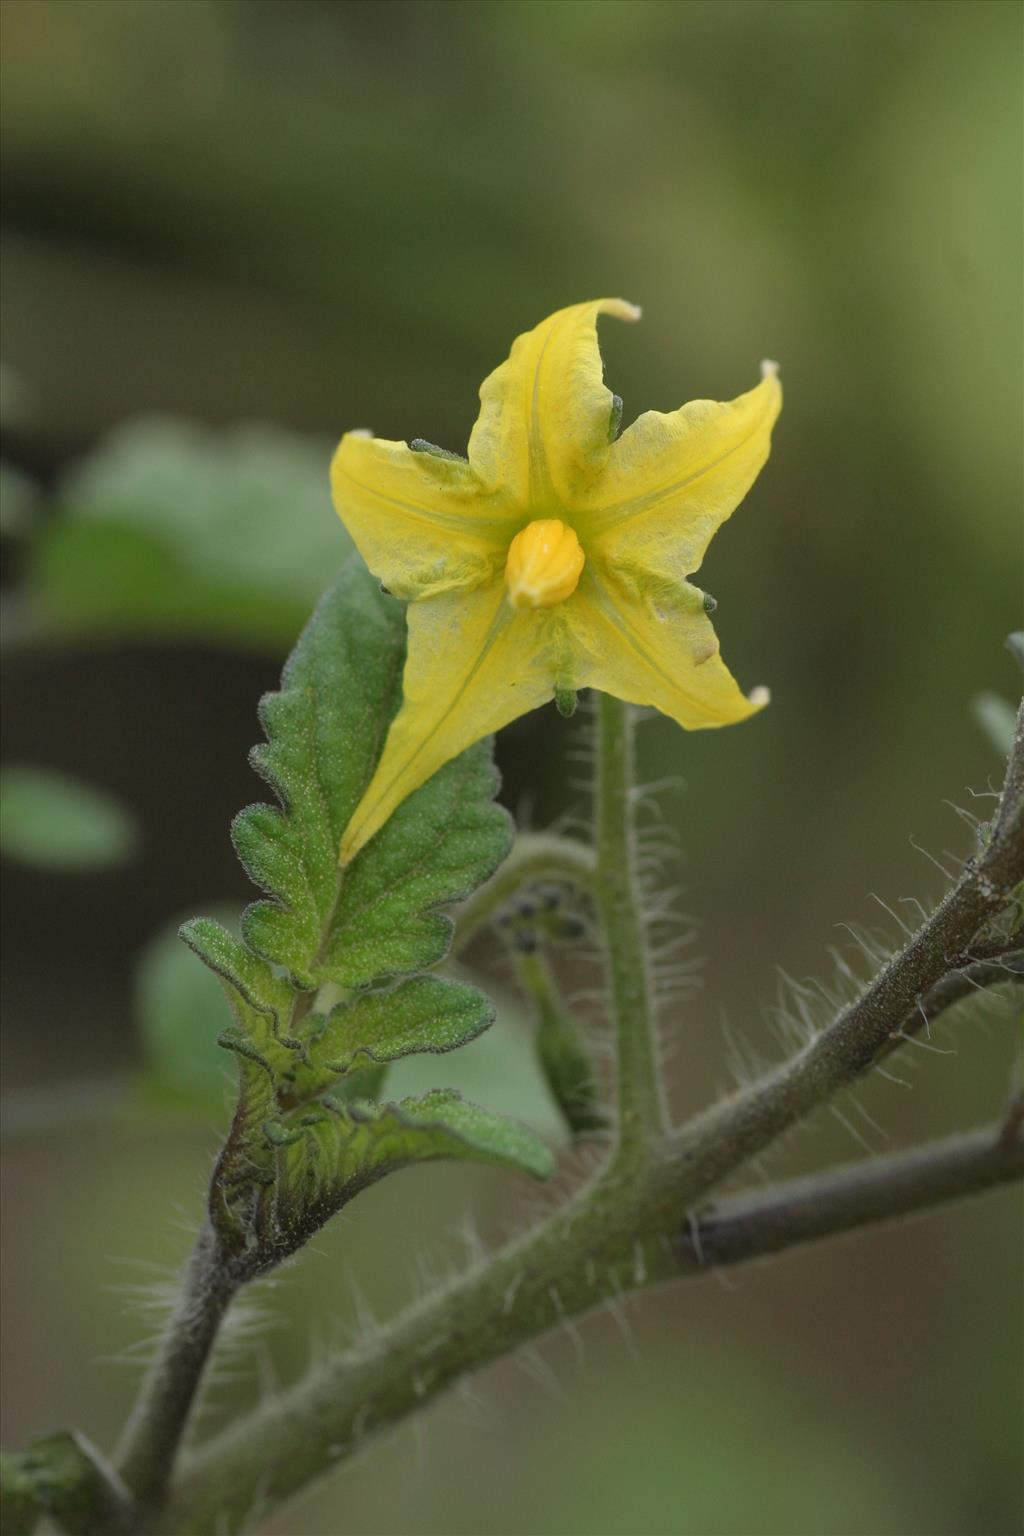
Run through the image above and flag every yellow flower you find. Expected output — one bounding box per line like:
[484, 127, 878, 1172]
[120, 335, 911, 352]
[332, 299, 781, 864]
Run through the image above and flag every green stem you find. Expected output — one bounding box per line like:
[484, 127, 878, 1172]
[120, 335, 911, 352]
[595, 693, 664, 1151]
[155, 691, 1024, 1535]
[115, 1226, 235, 1523]
[675, 1121, 1024, 1267]
[161, 1117, 1023, 1536]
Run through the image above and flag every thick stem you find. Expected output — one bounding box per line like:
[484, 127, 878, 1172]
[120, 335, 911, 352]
[115, 1226, 235, 1522]
[595, 694, 664, 1151]
[161, 1118, 1022, 1536]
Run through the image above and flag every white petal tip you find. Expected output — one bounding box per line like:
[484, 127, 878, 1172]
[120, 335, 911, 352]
[618, 300, 642, 322]
[749, 686, 771, 708]
[760, 359, 780, 380]
[348, 427, 374, 439]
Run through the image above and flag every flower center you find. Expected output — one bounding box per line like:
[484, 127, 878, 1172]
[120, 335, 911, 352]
[504, 519, 585, 611]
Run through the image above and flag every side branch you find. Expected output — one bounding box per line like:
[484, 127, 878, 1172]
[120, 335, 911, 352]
[161, 1113, 1022, 1535]
[678, 1122, 1024, 1270]
[665, 699, 1024, 1211]
[904, 948, 1023, 1037]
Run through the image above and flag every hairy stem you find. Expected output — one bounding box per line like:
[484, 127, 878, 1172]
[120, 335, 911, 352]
[106, 694, 1024, 1536]
[158, 691, 1024, 1534]
[115, 1226, 236, 1522]
[595, 693, 664, 1151]
[162, 1115, 1022, 1535]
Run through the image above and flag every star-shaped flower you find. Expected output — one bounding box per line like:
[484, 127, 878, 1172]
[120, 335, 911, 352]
[331, 299, 781, 864]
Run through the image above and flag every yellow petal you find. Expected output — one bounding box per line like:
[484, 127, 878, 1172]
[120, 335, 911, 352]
[580, 364, 781, 584]
[331, 433, 514, 600]
[565, 563, 766, 730]
[467, 299, 641, 512]
[340, 582, 559, 863]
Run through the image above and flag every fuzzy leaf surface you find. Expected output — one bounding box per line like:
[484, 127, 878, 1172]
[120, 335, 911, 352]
[233, 559, 513, 990]
[310, 977, 493, 1074]
[255, 1088, 553, 1268]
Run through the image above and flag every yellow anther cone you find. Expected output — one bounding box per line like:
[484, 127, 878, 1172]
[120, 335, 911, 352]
[505, 520, 585, 611]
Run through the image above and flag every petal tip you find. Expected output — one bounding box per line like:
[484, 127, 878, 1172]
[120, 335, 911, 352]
[749, 685, 771, 709]
[760, 359, 780, 380]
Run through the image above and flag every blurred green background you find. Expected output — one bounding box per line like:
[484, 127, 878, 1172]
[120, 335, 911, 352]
[1, 3, 1021, 1534]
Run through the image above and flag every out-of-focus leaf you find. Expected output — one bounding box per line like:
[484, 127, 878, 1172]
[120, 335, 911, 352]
[0, 462, 41, 537]
[27, 418, 355, 649]
[136, 907, 245, 1106]
[0, 764, 139, 869]
[0, 361, 32, 429]
[388, 988, 566, 1143]
[971, 691, 1017, 758]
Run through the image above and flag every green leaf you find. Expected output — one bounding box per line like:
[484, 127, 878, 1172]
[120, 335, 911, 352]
[972, 691, 1017, 757]
[388, 984, 566, 1143]
[375, 1088, 554, 1178]
[0, 461, 41, 538]
[256, 1089, 552, 1270]
[0, 764, 139, 870]
[177, 562, 549, 1276]
[309, 977, 493, 1075]
[178, 915, 293, 1029]
[233, 559, 513, 990]
[27, 418, 355, 650]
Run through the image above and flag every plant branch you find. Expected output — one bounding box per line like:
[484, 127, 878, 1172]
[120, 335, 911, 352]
[902, 948, 1023, 1036]
[595, 693, 664, 1152]
[662, 702, 1024, 1212]
[114, 1226, 236, 1523]
[153, 694, 1023, 1535]
[108, 693, 1024, 1536]
[161, 1112, 1022, 1535]
[677, 1121, 1024, 1269]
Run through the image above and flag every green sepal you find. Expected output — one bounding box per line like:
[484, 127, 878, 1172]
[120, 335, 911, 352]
[409, 438, 468, 463]
[555, 687, 578, 719]
[608, 394, 624, 443]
